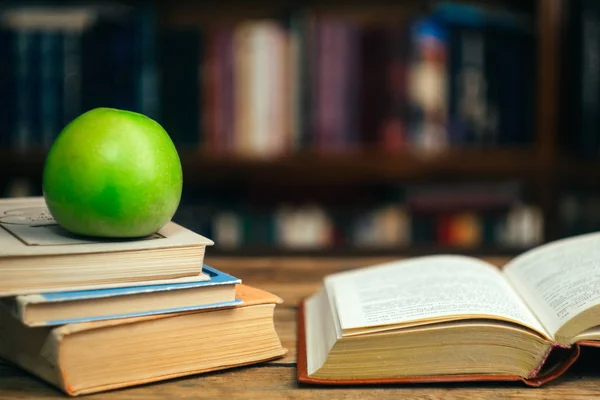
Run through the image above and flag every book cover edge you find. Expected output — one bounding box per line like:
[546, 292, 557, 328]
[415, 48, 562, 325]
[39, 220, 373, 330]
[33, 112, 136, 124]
[50, 284, 281, 335]
[17, 265, 239, 304]
[0, 196, 215, 257]
[31, 299, 244, 327]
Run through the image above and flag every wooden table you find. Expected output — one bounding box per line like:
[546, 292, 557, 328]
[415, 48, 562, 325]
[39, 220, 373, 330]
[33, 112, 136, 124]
[3, 256, 600, 399]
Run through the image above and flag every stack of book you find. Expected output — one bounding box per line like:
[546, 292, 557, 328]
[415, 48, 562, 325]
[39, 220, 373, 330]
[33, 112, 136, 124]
[0, 197, 286, 396]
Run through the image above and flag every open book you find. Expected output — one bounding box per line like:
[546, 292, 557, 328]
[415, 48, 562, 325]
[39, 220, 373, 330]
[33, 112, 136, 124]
[298, 232, 600, 386]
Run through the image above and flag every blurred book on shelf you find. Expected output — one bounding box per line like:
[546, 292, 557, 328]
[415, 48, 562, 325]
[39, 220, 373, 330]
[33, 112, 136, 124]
[559, 189, 600, 238]
[0, 0, 567, 258]
[562, 0, 600, 160]
[173, 182, 544, 254]
[0, 2, 158, 151]
[0, 1, 536, 156]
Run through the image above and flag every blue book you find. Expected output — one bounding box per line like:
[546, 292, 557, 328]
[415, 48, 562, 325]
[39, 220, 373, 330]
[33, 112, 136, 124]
[0, 265, 241, 327]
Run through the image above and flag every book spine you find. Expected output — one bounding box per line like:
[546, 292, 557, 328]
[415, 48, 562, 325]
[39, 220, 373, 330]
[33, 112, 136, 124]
[196, 29, 204, 148]
[337, 21, 356, 150]
[159, 29, 200, 148]
[14, 296, 28, 323]
[113, 21, 137, 112]
[407, 17, 449, 153]
[13, 28, 33, 151]
[62, 30, 82, 127]
[202, 29, 217, 152]
[29, 31, 42, 148]
[380, 23, 409, 152]
[270, 24, 287, 155]
[0, 297, 21, 322]
[40, 31, 61, 147]
[360, 25, 388, 148]
[0, 307, 67, 393]
[233, 24, 251, 155]
[485, 19, 534, 146]
[344, 22, 360, 149]
[297, 11, 313, 151]
[318, 19, 336, 151]
[448, 24, 486, 146]
[221, 29, 236, 153]
[248, 24, 267, 155]
[308, 16, 321, 150]
[523, 344, 580, 387]
[578, 0, 600, 157]
[288, 12, 302, 152]
[135, 3, 159, 120]
[0, 24, 12, 146]
[330, 20, 344, 151]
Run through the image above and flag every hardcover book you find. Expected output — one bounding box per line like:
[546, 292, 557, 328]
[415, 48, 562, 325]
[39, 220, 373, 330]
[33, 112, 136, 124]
[0, 265, 240, 326]
[298, 232, 600, 386]
[0, 197, 213, 296]
[0, 284, 287, 396]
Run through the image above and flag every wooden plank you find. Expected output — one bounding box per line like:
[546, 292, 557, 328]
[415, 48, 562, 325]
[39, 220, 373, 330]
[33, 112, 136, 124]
[0, 307, 296, 398]
[163, 1, 422, 28]
[261, 282, 322, 306]
[16, 256, 600, 399]
[5, 274, 600, 398]
[207, 246, 530, 258]
[204, 256, 511, 306]
[272, 307, 298, 364]
[178, 148, 540, 184]
[205, 257, 400, 285]
[204, 256, 509, 285]
[4, 354, 600, 400]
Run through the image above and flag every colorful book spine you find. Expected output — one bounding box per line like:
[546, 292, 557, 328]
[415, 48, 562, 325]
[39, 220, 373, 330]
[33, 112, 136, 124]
[0, 26, 14, 147]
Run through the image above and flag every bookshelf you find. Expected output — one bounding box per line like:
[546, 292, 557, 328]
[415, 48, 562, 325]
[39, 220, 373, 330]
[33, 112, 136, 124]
[1, 148, 540, 183]
[0, 0, 591, 257]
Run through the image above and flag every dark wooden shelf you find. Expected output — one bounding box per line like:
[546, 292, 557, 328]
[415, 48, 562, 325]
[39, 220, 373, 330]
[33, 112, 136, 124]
[179, 147, 541, 184]
[206, 244, 534, 258]
[558, 158, 600, 186]
[0, 147, 541, 184]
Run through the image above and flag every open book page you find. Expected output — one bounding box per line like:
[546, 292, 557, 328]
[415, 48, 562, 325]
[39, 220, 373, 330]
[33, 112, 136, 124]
[503, 232, 600, 338]
[324, 255, 549, 337]
[571, 326, 600, 342]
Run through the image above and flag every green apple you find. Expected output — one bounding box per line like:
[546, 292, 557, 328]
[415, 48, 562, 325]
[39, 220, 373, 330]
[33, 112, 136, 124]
[43, 107, 183, 238]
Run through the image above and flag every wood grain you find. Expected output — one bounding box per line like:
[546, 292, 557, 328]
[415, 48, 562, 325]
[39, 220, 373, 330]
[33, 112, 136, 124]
[3, 343, 600, 399]
[4, 256, 600, 399]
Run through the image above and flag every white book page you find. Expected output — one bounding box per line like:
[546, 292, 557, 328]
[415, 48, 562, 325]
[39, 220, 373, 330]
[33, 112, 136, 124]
[325, 255, 548, 336]
[504, 232, 600, 336]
